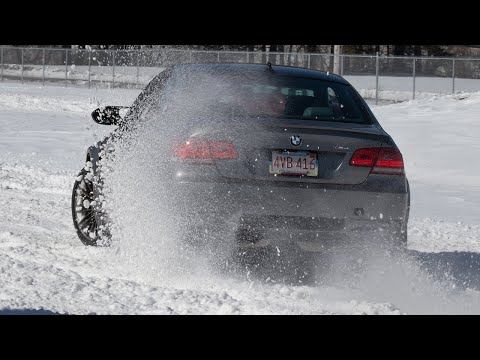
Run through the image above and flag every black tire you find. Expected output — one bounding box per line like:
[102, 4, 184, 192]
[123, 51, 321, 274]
[71, 168, 100, 246]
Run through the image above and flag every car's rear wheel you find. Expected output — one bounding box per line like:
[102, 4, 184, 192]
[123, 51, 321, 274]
[72, 168, 99, 246]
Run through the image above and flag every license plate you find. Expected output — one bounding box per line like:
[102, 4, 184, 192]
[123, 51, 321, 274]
[269, 151, 318, 177]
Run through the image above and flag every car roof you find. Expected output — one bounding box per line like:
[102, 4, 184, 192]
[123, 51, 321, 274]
[171, 62, 349, 85]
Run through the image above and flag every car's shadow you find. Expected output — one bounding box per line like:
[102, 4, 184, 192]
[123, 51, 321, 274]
[0, 309, 61, 315]
[229, 247, 480, 290]
[409, 250, 480, 290]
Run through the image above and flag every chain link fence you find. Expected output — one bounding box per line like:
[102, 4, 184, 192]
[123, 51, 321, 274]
[2, 46, 480, 102]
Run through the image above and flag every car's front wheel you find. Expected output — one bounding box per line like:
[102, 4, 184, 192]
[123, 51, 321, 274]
[71, 168, 99, 246]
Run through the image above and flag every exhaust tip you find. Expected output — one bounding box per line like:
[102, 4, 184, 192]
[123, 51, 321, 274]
[354, 208, 365, 216]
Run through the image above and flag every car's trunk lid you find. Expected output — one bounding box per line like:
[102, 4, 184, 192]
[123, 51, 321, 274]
[209, 118, 388, 185]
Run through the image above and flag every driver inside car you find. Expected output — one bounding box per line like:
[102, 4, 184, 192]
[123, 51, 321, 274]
[241, 90, 287, 117]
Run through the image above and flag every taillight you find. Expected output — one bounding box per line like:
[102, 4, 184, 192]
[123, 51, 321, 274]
[349, 148, 380, 167]
[173, 139, 238, 162]
[373, 147, 404, 174]
[350, 147, 404, 175]
[173, 139, 211, 159]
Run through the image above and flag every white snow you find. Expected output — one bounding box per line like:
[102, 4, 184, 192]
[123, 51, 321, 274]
[1, 81, 480, 314]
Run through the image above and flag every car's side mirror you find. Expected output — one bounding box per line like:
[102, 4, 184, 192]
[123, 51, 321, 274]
[91, 106, 129, 125]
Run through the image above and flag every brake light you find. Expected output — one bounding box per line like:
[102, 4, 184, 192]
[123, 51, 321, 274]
[173, 139, 238, 161]
[373, 147, 404, 174]
[350, 147, 404, 175]
[349, 148, 380, 167]
[209, 141, 239, 159]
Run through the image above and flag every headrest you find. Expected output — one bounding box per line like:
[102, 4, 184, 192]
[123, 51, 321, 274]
[303, 107, 334, 119]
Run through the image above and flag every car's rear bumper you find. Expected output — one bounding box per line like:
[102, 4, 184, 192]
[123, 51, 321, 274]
[169, 174, 409, 251]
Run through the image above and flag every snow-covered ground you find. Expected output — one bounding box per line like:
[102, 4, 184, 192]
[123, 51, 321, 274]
[1, 82, 480, 314]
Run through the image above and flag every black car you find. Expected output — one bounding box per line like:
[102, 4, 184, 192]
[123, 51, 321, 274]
[72, 63, 410, 265]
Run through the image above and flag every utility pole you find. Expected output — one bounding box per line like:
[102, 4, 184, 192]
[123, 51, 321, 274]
[333, 45, 343, 74]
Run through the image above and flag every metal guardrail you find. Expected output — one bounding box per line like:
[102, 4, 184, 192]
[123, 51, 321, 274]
[1, 46, 480, 103]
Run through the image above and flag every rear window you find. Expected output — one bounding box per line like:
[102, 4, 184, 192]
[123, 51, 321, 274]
[150, 68, 373, 125]
[234, 76, 372, 124]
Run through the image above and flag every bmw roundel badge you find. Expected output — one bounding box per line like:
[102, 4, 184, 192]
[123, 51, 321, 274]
[290, 135, 302, 146]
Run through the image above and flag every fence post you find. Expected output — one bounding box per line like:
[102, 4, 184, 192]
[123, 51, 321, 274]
[189, 50, 192, 63]
[21, 48, 24, 84]
[112, 50, 115, 88]
[246, 50, 249, 63]
[217, 51, 220, 63]
[375, 52, 379, 105]
[340, 55, 344, 76]
[42, 48, 45, 86]
[1, 47, 3, 82]
[65, 48, 68, 87]
[308, 54, 311, 69]
[412, 57, 416, 100]
[136, 51, 140, 87]
[88, 50, 91, 89]
[452, 57, 456, 93]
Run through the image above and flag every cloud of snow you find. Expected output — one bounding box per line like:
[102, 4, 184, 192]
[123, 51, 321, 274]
[311, 233, 480, 314]
[97, 69, 245, 285]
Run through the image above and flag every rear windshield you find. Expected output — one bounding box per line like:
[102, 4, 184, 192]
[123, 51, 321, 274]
[143, 68, 373, 125]
[234, 76, 372, 124]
